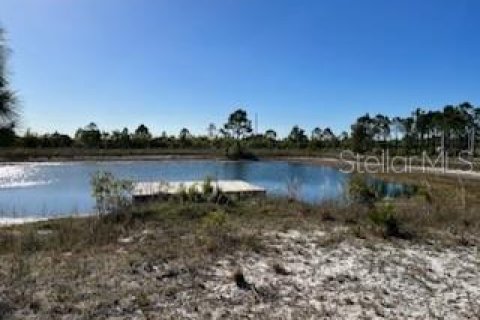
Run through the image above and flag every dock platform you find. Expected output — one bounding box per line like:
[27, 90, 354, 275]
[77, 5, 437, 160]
[133, 180, 266, 201]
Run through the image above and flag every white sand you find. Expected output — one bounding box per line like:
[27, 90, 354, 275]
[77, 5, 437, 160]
[198, 229, 480, 319]
[0, 217, 49, 226]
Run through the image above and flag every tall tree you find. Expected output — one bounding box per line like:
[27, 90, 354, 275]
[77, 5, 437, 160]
[374, 114, 391, 144]
[322, 127, 335, 141]
[413, 108, 427, 152]
[391, 117, 405, 151]
[0, 27, 18, 146]
[351, 114, 374, 153]
[111, 128, 131, 148]
[134, 124, 151, 138]
[75, 122, 101, 148]
[287, 125, 308, 147]
[222, 109, 253, 159]
[311, 127, 323, 141]
[179, 128, 191, 140]
[132, 124, 152, 148]
[207, 123, 216, 139]
[223, 109, 252, 140]
[264, 129, 277, 141]
[401, 117, 415, 155]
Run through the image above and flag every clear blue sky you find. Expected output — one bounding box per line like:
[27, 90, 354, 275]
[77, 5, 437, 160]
[1, 0, 479, 137]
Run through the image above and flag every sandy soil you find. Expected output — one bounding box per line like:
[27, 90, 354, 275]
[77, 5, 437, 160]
[197, 230, 480, 319]
[2, 227, 478, 319]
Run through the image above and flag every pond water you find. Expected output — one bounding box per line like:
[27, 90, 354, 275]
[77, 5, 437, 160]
[0, 160, 410, 217]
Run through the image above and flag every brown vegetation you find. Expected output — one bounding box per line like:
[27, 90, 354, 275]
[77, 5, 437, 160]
[0, 173, 478, 318]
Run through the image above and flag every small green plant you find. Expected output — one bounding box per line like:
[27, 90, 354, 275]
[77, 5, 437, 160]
[200, 210, 227, 249]
[91, 171, 133, 215]
[417, 184, 433, 204]
[347, 174, 377, 206]
[186, 183, 202, 202]
[225, 141, 257, 160]
[175, 176, 227, 204]
[368, 203, 408, 238]
[201, 210, 227, 230]
[202, 176, 215, 196]
[176, 183, 188, 202]
[368, 203, 395, 225]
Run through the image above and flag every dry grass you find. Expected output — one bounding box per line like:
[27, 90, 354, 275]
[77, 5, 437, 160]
[0, 174, 479, 318]
[373, 172, 480, 243]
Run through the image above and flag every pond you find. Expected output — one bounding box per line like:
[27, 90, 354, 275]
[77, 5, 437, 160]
[0, 160, 410, 217]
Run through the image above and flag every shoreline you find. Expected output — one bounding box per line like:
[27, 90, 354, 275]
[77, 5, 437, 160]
[0, 216, 50, 226]
[282, 156, 480, 180]
[0, 153, 224, 163]
[2, 153, 479, 178]
[2, 154, 480, 227]
[3, 151, 479, 178]
[0, 212, 92, 226]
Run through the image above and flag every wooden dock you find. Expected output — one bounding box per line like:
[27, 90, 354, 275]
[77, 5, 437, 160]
[133, 180, 266, 201]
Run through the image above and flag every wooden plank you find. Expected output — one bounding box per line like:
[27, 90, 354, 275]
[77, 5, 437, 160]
[132, 180, 266, 199]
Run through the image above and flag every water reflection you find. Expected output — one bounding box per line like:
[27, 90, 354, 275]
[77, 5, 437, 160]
[0, 160, 412, 217]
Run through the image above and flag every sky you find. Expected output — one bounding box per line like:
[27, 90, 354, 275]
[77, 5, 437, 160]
[1, 0, 480, 137]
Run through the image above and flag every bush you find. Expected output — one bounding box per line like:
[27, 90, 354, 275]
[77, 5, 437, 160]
[91, 171, 133, 215]
[201, 210, 227, 230]
[202, 176, 214, 196]
[368, 203, 410, 239]
[187, 183, 203, 202]
[347, 174, 377, 206]
[199, 210, 233, 252]
[175, 177, 230, 204]
[225, 141, 257, 160]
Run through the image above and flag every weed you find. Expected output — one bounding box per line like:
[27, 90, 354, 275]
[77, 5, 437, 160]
[201, 210, 227, 231]
[368, 203, 411, 239]
[346, 174, 377, 206]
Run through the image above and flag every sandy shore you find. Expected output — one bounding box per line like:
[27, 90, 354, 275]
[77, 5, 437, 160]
[0, 213, 91, 226]
[0, 217, 49, 226]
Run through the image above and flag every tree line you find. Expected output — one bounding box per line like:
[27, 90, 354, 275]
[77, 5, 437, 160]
[1, 26, 479, 156]
[350, 102, 480, 156]
[3, 103, 478, 157]
[7, 113, 343, 151]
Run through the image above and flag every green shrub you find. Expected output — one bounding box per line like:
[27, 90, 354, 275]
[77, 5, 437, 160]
[176, 183, 188, 202]
[199, 210, 231, 252]
[175, 177, 230, 204]
[225, 141, 257, 160]
[201, 210, 227, 230]
[202, 176, 215, 196]
[347, 174, 377, 206]
[187, 183, 202, 202]
[368, 203, 410, 239]
[91, 171, 133, 215]
[368, 203, 395, 226]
